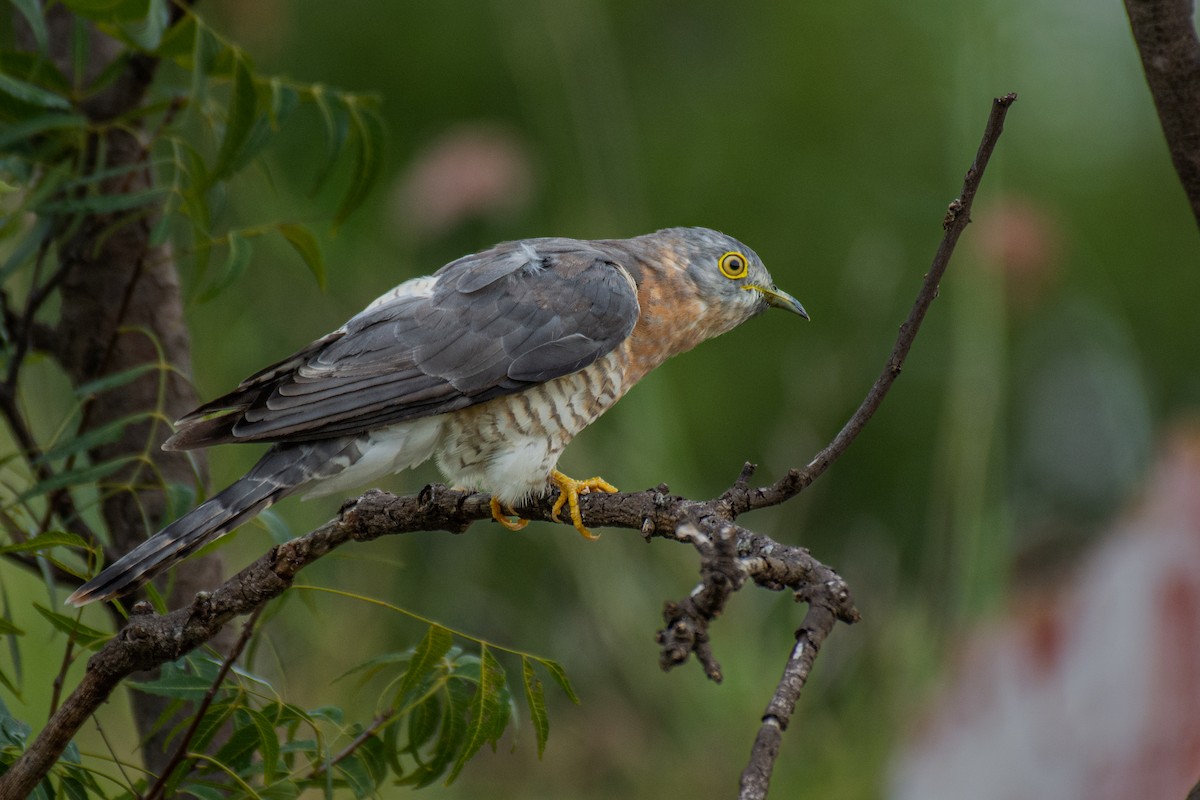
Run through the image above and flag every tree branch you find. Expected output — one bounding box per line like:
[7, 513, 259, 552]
[0, 92, 1017, 800]
[0, 484, 837, 797]
[1124, 0, 1200, 231]
[723, 92, 1019, 518]
[144, 604, 264, 800]
[732, 91, 1017, 800]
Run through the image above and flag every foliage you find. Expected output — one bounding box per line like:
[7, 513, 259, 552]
[0, 617, 576, 797]
[0, 1, 578, 795]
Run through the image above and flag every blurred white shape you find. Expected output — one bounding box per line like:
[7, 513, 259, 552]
[892, 429, 1200, 800]
[391, 123, 534, 238]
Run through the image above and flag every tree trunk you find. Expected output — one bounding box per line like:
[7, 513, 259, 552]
[17, 8, 231, 777]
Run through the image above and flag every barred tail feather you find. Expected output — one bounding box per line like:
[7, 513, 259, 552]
[65, 443, 345, 606]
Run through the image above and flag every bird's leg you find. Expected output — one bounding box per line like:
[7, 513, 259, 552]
[549, 469, 618, 540]
[490, 498, 529, 531]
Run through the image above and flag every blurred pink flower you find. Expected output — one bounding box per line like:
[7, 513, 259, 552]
[391, 123, 535, 238]
[972, 197, 1064, 311]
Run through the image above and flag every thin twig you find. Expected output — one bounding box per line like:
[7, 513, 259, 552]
[722, 92, 1019, 518]
[0, 482, 832, 797]
[1124, 0, 1200, 230]
[309, 709, 398, 780]
[143, 603, 265, 800]
[0, 92, 1017, 800]
[734, 92, 1018, 800]
[738, 599, 840, 800]
[48, 638, 76, 717]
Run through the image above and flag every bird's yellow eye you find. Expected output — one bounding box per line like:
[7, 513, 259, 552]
[718, 251, 748, 280]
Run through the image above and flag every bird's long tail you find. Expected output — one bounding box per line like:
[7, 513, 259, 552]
[66, 443, 341, 606]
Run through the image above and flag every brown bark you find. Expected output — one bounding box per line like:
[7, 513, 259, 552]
[1124, 0, 1200, 231]
[15, 7, 229, 776]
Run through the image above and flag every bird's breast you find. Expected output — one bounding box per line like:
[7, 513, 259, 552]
[434, 349, 630, 503]
[624, 266, 732, 385]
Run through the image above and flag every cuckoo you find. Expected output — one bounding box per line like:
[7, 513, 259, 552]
[68, 227, 807, 606]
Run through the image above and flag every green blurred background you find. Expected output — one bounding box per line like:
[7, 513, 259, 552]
[12, 0, 1200, 796]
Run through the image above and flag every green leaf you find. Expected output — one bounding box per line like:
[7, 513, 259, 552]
[257, 508, 293, 545]
[405, 694, 440, 754]
[0, 693, 32, 747]
[81, 47, 131, 96]
[0, 616, 23, 636]
[356, 732, 388, 788]
[126, 659, 216, 701]
[335, 102, 385, 227]
[245, 706, 280, 785]
[61, 0, 148, 22]
[335, 752, 374, 799]
[211, 51, 258, 182]
[534, 657, 580, 704]
[0, 112, 85, 153]
[333, 651, 410, 687]
[198, 229, 252, 302]
[148, 210, 173, 247]
[447, 645, 505, 783]
[37, 413, 148, 462]
[63, 156, 174, 191]
[73, 363, 159, 397]
[10, 0, 48, 53]
[154, 12, 195, 62]
[268, 78, 299, 129]
[521, 657, 549, 757]
[38, 185, 170, 214]
[189, 699, 237, 753]
[276, 223, 326, 289]
[308, 705, 344, 725]
[192, 18, 221, 75]
[310, 86, 348, 195]
[0, 531, 90, 556]
[177, 786, 224, 800]
[0, 665, 18, 699]
[0, 216, 52, 287]
[0, 73, 69, 111]
[31, 604, 111, 650]
[401, 677, 470, 788]
[396, 625, 452, 708]
[16, 455, 138, 503]
[215, 720, 261, 773]
[54, 759, 98, 800]
[124, 0, 169, 51]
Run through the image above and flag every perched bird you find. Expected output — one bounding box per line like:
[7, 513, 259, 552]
[67, 227, 807, 606]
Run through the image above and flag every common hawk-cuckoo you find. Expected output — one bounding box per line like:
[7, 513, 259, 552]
[68, 227, 806, 606]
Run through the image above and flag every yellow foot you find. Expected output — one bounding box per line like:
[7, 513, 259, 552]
[550, 469, 618, 540]
[490, 498, 529, 531]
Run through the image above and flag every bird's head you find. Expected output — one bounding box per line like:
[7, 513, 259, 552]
[666, 227, 809, 323]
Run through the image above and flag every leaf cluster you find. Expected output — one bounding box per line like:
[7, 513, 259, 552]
[0, 1, 582, 795]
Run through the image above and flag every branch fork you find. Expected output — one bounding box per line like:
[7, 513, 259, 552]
[0, 93, 1017, 800]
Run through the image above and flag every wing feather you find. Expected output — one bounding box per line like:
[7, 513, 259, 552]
[164, 238, 639, 449]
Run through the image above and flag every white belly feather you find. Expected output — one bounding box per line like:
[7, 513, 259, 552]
[301, 350, 627, 504]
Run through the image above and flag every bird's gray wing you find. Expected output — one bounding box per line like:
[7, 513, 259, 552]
[165, 239, 639, 449]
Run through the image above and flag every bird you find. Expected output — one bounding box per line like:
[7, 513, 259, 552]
[67, 227, 807, 606]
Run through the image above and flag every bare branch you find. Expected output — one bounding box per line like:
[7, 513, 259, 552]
[144, 605, 265, 800]
[0, 483, 839, 797]
[733, 91, 1018, 800]
[0, 92, 1017, 800]
[1124, 0, 1200, 231]
[738, 598, 843, 800]
[723, 92, 1019, 517]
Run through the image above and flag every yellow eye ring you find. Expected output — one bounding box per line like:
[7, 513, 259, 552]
[718, 251, 749, 280]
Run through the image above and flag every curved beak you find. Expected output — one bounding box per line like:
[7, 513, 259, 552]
[747, 284, 809, 320]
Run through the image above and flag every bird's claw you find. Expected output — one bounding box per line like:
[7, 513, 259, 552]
[550, 469, 617, 540]
[490, 498, 529, 531]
